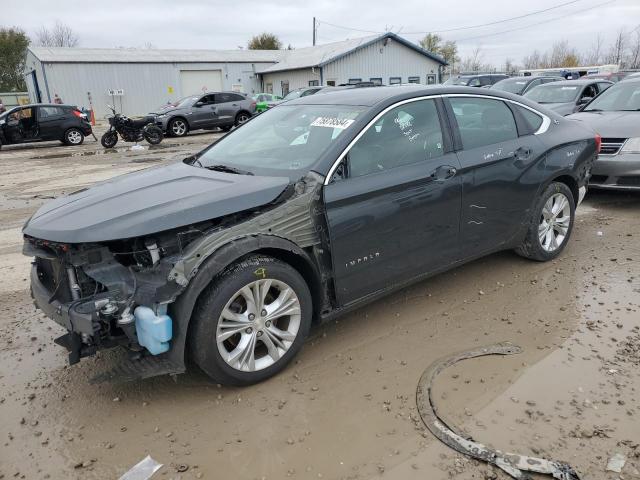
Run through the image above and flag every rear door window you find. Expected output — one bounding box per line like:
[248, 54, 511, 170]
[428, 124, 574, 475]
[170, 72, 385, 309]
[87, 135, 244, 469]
[38, 106, 65, 119]
[449, 97, 518, 150]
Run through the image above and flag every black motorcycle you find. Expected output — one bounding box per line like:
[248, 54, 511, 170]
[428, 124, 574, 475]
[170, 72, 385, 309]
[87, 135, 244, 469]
[101, 105, 163, 148]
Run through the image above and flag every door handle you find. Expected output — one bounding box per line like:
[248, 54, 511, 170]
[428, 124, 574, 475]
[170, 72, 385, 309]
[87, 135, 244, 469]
[430, 165, 457, 181]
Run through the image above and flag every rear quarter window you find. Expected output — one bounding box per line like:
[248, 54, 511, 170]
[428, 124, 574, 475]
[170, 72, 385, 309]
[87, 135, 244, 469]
[515, 105, 544, 135]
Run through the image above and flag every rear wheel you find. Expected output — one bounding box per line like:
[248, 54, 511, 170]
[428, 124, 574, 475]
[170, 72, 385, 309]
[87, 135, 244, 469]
[143, 126, 163, 145]
[235, 111, 251, 126]
[101, 131, 118, 148]
[190, 255, 312, 385]
[64, 128, 84, 146]
[168, 118, 188, 137]
[516, 182, 575, 261]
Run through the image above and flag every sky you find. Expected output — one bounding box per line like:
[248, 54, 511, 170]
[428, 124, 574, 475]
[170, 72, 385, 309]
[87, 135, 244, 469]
[3, 0, 640, 67]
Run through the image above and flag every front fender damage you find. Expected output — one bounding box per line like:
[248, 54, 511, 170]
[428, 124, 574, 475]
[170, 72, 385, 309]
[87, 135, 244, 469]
[91, 172, 330, 381]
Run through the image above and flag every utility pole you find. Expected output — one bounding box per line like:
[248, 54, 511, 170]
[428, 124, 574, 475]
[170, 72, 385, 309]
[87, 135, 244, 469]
[313, 17, 316, 46]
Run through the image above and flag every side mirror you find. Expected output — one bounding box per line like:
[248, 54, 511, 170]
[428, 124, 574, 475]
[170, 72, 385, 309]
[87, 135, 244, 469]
[194, 101, 204, 108]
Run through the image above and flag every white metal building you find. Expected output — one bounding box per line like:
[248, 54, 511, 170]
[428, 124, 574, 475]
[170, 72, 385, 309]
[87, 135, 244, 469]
[24, 33, 446, 117]
[258, 33, 447, 96]
[24, 48, 284, 117]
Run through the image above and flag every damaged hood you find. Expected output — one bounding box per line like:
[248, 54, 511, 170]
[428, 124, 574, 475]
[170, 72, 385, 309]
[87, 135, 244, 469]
[23, 161, 290, 243]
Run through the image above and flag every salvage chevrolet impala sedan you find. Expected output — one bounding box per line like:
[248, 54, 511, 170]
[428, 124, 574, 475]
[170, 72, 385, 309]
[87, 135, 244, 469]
[23, 86, 599, 385]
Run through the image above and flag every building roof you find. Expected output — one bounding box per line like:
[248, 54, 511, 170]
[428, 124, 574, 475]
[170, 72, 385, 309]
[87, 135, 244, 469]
[28, 33, 447, 70]
[28, 47, 285, 64]
[257, 32, 447, 74]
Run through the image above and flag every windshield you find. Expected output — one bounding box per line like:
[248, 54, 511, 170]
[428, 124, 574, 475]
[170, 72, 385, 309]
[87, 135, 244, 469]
[196, 104, 366, 176]
[524, 84, 580, 103]
[492, 78, 528, 94]
[282, 90, 304, 101]
[444, 76, 470, 86]
[159, 96, 198, 110]
[583, 81, 640, 111]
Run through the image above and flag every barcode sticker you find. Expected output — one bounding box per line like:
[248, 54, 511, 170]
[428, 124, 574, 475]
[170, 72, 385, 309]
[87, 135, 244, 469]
[311, 117, 355, 129]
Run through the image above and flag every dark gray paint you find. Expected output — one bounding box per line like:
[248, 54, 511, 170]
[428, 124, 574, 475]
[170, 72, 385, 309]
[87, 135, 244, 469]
[23, 162, 289, 243]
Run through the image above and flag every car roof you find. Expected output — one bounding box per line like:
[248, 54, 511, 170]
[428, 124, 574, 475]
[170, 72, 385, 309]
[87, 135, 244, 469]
[8, 103, 72, 108]
[285, 84, 536, 107]
[534, 79, 611, 87]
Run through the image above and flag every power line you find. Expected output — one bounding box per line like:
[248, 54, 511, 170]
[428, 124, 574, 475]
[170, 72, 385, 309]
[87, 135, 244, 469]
[453, 0, 616, 42]
[317, 0, 586, 36]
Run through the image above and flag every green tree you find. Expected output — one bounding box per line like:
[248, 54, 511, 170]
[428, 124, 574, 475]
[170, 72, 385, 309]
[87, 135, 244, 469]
[419, 33, 459, 66]
[0, 27, 30, 91]
[248, 33, 283, 50]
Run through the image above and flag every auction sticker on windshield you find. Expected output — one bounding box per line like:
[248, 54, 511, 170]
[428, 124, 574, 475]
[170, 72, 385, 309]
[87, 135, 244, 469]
[311, 117, 355, 129]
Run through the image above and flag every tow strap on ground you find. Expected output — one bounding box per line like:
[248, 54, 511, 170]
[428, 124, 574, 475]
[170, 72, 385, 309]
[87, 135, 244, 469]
[416, 342, 581, 480]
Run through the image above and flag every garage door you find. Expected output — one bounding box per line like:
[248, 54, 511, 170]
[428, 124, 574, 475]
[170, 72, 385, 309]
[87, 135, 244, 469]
[180, 70, 223, 95]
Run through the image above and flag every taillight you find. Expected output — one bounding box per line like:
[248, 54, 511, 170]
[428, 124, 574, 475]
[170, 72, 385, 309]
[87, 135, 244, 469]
[72, 110, 84, 118]
[251, 101, 256, 108]
[595, 134, 602, 153]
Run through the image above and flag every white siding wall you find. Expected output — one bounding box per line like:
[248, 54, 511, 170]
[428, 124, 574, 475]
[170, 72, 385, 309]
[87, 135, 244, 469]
[260, 68, 321, 97]
[23, 51, 274, 118]
[323, 37, 441, 86]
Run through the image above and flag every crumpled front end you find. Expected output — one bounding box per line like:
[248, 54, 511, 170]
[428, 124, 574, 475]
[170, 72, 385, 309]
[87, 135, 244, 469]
[24, 231, 187, 367]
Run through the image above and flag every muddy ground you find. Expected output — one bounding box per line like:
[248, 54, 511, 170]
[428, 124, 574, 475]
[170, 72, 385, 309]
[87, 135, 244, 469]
[0, 131, 639, 480]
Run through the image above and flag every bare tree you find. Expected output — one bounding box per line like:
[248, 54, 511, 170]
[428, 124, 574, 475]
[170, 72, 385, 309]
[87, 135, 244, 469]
[459, 46, 484, 72]
[605, 29, 626, 65]
[36, 21, 79, 47]
[585, 33, 604, 65]
[627, 29, 640, 69]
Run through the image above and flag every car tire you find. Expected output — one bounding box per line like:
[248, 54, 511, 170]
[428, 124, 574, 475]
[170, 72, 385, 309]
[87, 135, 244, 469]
[101, 131, 118, 149]
[515, 182, 575, 262]
[220, 125, 232, 132]
[190, 255, 312, 386]
[235, 111, 251, 126]
[63, 128, 84, 146]
[168, 118, 188, 137]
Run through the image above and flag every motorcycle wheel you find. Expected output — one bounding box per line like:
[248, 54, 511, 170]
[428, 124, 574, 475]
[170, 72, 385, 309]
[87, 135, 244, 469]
[144, 126, 163, 145]
[101, 131, 118, 149]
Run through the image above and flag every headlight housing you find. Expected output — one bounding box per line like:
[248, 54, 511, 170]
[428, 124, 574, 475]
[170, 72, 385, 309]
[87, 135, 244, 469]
[156, 114, 167, 119]
[621, 137, 640, 154]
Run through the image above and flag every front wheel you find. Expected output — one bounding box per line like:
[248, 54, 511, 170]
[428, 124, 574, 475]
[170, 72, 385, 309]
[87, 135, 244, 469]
[515, 182, 575, 261]
[64, 128, 84, 146]
[101, 131, 118, 148]
[168, 118, 188, 137]
[235, 111, 251, 126]
[190, 255, 312, 385]
[143, 126, 163, 145]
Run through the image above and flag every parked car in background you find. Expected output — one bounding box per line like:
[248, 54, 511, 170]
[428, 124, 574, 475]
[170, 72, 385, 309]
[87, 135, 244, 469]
[491, 76, 560, 95]
[253, 93, 282, 113]
[524, 79, 613, 115]
[583, 72, 629, 83]
[23, 86, 599, 385]
[152, 92, 256, 137]
[622, 72, 640, 81]
[568, 77, 640, 190]
[0, 104, 92, 149]
[444, 74, 509, 87]
[269, 86, 325, 107]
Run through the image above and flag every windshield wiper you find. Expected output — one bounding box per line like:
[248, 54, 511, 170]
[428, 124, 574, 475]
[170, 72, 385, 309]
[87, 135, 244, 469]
[205, 164, 254, 175]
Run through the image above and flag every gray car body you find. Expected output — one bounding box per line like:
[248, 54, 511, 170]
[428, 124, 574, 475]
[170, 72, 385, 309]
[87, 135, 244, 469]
[152, 92, 255, 134]
[23, 85, 598, 380]
[524, 79, 613, 116]
[568, 109, 640, 190]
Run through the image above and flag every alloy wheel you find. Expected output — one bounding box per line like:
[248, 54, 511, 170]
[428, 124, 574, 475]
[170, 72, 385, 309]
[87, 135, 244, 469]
[237, 113, 249, 125]
[538, 193, 571, 252]
[171, 120, 187, 136]
[67, 130, 82, 144]
[216, 279, 301, 372]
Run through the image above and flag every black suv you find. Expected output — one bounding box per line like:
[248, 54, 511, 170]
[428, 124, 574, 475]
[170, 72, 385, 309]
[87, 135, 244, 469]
[0, 104, 92, 149]
[444, 74, 509, 88]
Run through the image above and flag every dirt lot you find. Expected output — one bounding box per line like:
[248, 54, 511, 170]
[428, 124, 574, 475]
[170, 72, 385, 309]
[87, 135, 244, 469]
[0, 133, 639, 480]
